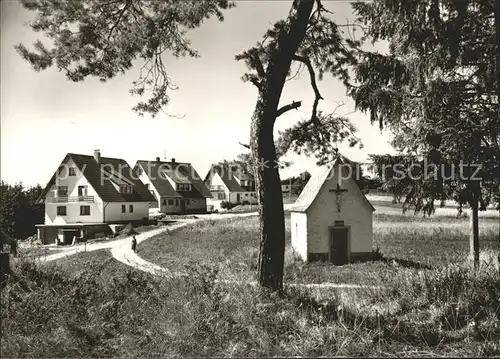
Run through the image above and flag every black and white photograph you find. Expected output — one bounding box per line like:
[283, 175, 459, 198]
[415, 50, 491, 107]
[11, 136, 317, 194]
[1, 0, 500, 357]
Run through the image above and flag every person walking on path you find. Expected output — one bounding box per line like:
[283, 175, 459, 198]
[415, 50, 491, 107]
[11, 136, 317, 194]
[131, 235, 137, 253]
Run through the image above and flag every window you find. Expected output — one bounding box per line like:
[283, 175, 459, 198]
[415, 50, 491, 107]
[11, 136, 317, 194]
[168, 199, 174, 206]
[162, 199, 167, 205]
[57, 186, 68, 197]
[121, 205, 126, 213]
[80, 206, 90, 216]
[68, 167, 76, 176]
[186, 200, 190, 205]
[245, 193, 249, 196]
[176, 183, 192, 191]
[145, 183, 149, 190]
[57, 206, 67, 216]
[78, 185, 87, 197]
[129, 205, 134, 213]
[217, 193, 226, 200]
[175, 199, 179, 206]
[119, 185, 133, 194]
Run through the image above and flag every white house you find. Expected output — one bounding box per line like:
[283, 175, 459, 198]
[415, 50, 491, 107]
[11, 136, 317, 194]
[290, 156, 375, 264]
[204, 163, 258, 209]
[36, 150, 155, 245]
[134, 157, 212, 214]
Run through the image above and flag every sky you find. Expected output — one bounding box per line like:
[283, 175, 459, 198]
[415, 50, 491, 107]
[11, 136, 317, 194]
[0, 0, 395, 187]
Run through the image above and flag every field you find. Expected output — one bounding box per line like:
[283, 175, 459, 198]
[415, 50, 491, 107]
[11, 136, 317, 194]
[137, 212, 499, 286]
[2, 211, 500, 357]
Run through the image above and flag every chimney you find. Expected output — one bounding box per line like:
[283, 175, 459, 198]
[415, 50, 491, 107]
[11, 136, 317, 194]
[171, 158, 176, 163]
[156, 157, 161, 162]
[94, 149, 101, 164]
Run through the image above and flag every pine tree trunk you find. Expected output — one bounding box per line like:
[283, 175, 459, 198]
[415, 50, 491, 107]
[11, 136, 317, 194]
[470, 199, 480, 269]
[251, 114, 286, 290]
[495, 1, 500, 249]
[251, 0, 315, 291]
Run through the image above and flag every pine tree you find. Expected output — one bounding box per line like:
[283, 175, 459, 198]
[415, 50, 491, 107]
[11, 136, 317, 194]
[351, 0, 500, 268]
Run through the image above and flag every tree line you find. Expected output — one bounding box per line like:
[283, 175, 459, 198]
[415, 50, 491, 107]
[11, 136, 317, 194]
[0, 182, 44, 240]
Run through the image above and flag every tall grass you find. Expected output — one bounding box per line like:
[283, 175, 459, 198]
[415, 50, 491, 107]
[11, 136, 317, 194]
[2, 251, 500, 357]
[138, 213, 499, 286]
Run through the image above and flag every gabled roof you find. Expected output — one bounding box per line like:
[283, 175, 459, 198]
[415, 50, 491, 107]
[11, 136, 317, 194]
[37, 153, 155, 204]
[290, 155, 375, 213]
[135, 160, 212, 199]
[205, 163, 256, 192]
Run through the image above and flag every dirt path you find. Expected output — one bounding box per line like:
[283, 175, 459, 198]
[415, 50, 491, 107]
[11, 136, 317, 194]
[40, 209, 272, 263]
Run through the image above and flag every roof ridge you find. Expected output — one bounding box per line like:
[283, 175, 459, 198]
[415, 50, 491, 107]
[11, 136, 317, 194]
[68, 153, 128, 162]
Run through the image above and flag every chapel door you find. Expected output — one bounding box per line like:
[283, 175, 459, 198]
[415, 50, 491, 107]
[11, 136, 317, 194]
[330, 227, 349, 265]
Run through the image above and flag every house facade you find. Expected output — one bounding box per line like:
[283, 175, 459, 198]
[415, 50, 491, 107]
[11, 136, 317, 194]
[204, 163, 257, 209]
[36, 150, 154, 244]
[290, 156, 375, 264]
[134, 158, 212, 215]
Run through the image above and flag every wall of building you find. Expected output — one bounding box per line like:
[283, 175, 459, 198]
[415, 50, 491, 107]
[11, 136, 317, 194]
[104, 202, 149, 222]
[44, 158, 104, 225]
[290, 211, 308, 261]
[186, 198, 207, 213]
[227, 192, 258, 204]
[306, 165, 373, 257]
[159, 197, 207, 214]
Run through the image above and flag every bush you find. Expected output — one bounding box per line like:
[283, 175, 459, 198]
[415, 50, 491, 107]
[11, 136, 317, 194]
[220, 201, 236, 210]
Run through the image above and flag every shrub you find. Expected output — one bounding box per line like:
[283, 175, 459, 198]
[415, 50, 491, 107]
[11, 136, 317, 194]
[220, 201, 236, 210]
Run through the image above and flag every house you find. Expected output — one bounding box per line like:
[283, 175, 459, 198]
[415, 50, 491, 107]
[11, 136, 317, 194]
[204, 163, 258, 209]
[134, 157, 212, 214]
[281, 183, 291, 193]
[36, 150, 155, 245]
[290, 156, 375, 264]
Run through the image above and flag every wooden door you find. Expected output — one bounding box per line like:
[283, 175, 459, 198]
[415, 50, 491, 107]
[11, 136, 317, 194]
[330, 227, 349, 265]
[180, 200, 186, 214]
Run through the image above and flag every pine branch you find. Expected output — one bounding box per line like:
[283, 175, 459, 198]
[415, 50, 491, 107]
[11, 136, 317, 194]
[107, 0, 132, 41]
[249, 76, 262, 90]
[238, 142, 250, 149]
[249, 49, 266, 79]
[277, 100, 302, 117]
[292, 54, 323, 121]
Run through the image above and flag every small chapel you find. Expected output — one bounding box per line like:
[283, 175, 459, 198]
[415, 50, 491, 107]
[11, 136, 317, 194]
[290, 155, 375, 264]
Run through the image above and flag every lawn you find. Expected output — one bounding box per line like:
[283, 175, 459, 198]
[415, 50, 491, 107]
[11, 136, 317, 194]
[138, 212, 499, 286]
[3, 234, 500, 357]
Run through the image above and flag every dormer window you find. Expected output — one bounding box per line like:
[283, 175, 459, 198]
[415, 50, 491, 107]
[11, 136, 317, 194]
[119, 185, 133, 194]
[176, 183, 191, 191]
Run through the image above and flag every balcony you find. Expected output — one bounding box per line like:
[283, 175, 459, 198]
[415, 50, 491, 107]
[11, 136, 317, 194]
[46, 196, 95, 203]
[210, 185, 225, 191]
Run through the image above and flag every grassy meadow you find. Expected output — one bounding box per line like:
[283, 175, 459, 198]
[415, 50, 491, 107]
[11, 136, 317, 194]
[137, 212, 499, 286]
